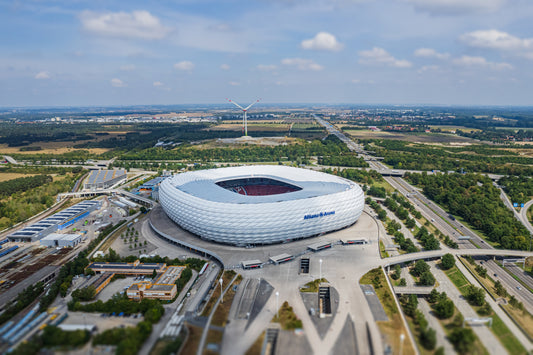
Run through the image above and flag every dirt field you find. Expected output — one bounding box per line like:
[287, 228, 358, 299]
[0, 143, 109, 155]
[428, 125, 482, 132]
[343, 129, 478, 144]
[209, 123, 289, 131]
[0, 173, 38, 182]
[196, 136, 299, 148]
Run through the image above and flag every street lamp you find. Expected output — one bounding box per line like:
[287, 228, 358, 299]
[399, 333, 405, 355]
[219, 278, 223, 303]
[319, 259, 323, 281]
[275, 291, 279, 320]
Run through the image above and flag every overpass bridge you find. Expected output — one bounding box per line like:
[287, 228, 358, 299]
[382, 248, 533, 269]
[58, 189, 154, 207]
[393, 286, 434, 295]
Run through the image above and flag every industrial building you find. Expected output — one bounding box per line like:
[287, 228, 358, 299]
[39, 233, 82, 248]
[159, 165, 365, 246]
[84, 169, 127, 190]
[8, 200, 100, 242]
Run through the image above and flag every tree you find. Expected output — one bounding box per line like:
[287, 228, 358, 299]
[475, 265, 487, 278]
[449, 327, 476, 354]
[477, 303, 492, 316]
[428, 289, 440, 304]
[494, 280, 507, 297]
[412, 260, 430, 277]
[405, 218, 416, 229]
[433, 298, 454, 319]
[399, 278, 407, 286]
[392, 264, 401, 280]
[152, 269, 157, 279]
[414, 309, 428, 330]
[441, 254, 455, 270]
[402, 294, 418, 317]
[465, 285, 485, 306]
[420, 327, 437, 350]
[419, 271, 435, 286]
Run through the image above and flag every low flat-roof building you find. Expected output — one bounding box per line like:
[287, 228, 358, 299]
[126, 265, 183, 301]
[86, 260, 166, 275]
[40, 233, 82, 248]
[127, 282, 177, 301]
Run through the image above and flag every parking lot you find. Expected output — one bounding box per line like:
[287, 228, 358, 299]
[96, 276, 137, 302]
[64, 311, 142, 333]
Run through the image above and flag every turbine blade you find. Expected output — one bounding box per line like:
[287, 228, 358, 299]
[227, 98, 245, 111]
[244, 99, 261, 111]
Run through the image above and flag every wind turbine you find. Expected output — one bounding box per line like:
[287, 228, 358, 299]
[226, 98, 260, 137]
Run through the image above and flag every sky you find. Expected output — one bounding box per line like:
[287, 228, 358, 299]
[1, 0, 533, 107]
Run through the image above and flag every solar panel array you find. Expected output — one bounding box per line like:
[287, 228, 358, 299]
[85, 169, 126, 189]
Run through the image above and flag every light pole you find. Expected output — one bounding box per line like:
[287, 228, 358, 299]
[275, 291, 279, 320]
[399, 333, 405, 355]
[319, 259, 323, 281]
[219, 278, 223, 303]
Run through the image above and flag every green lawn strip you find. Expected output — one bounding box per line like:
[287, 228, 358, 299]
[491, 312, 528, 355]
[446, 261, 527, 355]
[443, 266, 469, 290]
[372, 180, 395, 194]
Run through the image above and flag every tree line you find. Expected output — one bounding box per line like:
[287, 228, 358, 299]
[406, 172, 530, 250]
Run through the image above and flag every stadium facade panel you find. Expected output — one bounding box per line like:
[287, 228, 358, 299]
[159, 165, 364, 246]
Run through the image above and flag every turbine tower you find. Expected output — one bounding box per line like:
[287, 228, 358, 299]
[226, 98, 260, 137]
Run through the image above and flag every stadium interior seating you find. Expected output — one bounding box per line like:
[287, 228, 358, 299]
[216, 177, 301, 196]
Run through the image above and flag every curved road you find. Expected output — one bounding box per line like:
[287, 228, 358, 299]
[520, 199, 533, 236]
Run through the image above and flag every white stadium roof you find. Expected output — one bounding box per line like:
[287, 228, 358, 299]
[173, 165, 353, 204]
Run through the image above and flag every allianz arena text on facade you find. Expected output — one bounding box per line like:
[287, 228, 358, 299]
[159, 165, 365, 246]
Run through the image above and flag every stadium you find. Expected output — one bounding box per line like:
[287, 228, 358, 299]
[159, 165, 365, 246]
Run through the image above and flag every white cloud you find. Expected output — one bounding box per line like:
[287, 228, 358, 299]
[418, 65, 440, 74]
[35, 71, 50, 79]
[460, 30, 533, 52]
[351, 79, 375, 84]
[301, 32, 343, 51]
[281, 58, 323, 71]
[80, 10, 170, 40]
[414, 48, 449, 60]
[228, 81, 240, 86]
[220, 64, 230, 70]
[111, 78, 126, 87]
[153, 81, 164, 87]
[358, 47, 412, 68]
[452, 55, 512, 70]
[405, 0, 503, 15]
[174, 61, 195, 71]
[257, 64, 277, 71]
[120, 64, 136, 71]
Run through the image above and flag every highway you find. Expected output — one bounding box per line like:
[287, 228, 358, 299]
[312, 113, 533, 315]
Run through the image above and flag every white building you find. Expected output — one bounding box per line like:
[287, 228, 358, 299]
[40, 233, 82, 248]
